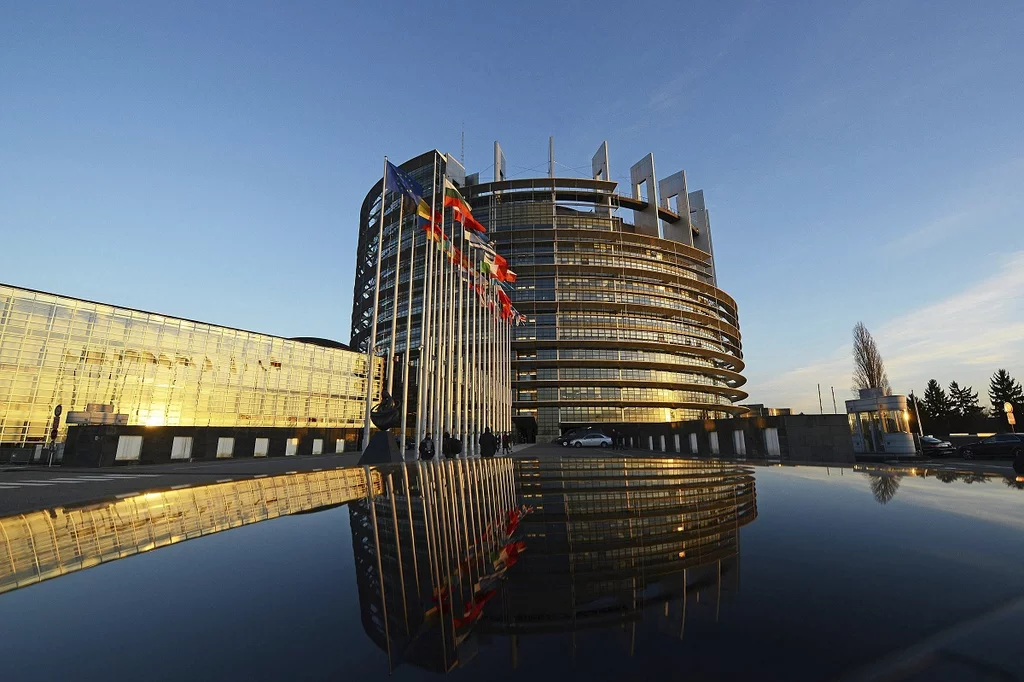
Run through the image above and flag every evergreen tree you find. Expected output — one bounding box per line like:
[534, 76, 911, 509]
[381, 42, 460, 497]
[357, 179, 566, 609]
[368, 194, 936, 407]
[907, 393, 927, 433]
[922, 379, 954, 421]
[988, 369, 1024, 426]
[948, 381, 983, 418]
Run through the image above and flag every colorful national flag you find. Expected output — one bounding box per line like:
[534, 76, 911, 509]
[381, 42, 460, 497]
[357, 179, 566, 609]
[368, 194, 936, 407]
[480, 253, 494, 277]
[444, 178, 486, 233]
[422, 216, 444, 242]
[497, 288, 513, 320]
[493, 253, 511, 282]
[464, 228, 493, 252]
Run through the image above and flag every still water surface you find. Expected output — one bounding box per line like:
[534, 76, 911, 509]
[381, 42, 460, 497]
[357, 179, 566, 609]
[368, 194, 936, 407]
[1, 458, 1022, 681]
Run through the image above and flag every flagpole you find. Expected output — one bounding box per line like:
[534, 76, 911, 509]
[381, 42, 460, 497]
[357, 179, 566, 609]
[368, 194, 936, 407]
[469, 254, 478, 456]
[387, 200, 404, 396]
[440, 185, 451, 442]
[363, 155, 388, 448]
[508, 316, 512, 433]
[399, 189, 417, 453]
[507, 309, 512, 430]
[486, 280, 492, 438]
[456, 227, 466, 452]
[445, 196, 456, 441]
[500, 311, 506, 435]
[431, 179, 445, 443]
[415, 154, 438, 446]
[467, 248, 476, 456]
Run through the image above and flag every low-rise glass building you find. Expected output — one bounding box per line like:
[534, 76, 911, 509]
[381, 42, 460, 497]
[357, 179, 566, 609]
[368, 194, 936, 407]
[0, 283, 380, 463]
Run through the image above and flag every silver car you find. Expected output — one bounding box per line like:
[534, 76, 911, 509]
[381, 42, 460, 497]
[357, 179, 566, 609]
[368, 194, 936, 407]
[569, 431, 612, 448]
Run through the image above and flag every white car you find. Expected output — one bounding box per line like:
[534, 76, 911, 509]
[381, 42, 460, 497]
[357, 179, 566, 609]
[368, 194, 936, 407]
[569, 432, 612, 448]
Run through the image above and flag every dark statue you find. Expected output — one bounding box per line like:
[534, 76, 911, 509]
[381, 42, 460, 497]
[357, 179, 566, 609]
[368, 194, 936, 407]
[359, 389, 403, 465]
[370, 389, 401, 430]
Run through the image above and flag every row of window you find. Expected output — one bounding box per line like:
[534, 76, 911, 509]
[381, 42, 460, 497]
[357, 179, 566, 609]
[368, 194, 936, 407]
[556, 406, 730, 423]
[515, 347, 719, 369]
[516, 326, 728, 352]
[516, 386, 733, 405]
[514, 366, 727, 386]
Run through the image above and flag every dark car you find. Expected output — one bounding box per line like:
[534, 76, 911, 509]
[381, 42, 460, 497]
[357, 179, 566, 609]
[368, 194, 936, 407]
[960, 433, 1024, 460]
[920, 435, 955, 458]
[553, 427, 589, 447]
[555, 429, 608, 447]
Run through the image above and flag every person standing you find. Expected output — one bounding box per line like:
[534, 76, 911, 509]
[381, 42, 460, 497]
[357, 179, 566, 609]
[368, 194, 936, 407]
[479, 427, 498, 458]
[501, 432, 511, 455]
[419, 434, 436, 461]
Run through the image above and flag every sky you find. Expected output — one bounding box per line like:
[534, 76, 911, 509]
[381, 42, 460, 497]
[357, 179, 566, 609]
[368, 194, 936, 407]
[2, 1, 1022, 414]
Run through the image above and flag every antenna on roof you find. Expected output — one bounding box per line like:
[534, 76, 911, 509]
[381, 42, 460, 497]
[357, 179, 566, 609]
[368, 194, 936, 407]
[461, 122, 465, 167]
[548, 136, 555, 178]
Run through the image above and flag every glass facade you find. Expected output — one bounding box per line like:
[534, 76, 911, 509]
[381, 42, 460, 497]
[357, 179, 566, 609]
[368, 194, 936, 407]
[0, 284, 381, 448]
[465, 176, 746, 440]
[352, 152, 747, 442]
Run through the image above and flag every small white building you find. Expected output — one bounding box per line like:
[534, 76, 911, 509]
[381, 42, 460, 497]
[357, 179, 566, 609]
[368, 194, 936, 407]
[846, 388, 916, 456]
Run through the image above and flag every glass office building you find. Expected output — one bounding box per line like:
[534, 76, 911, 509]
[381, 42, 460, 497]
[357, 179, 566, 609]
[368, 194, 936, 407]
[352, 143, 747, 442]
[0, 283, 380, 459]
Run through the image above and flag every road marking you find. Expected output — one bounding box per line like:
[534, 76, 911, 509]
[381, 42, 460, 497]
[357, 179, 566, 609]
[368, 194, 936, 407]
[3, 481, 54, 486]
[254, 474, 267, 478]
[216, 478, 232, 483]
[171, 484, 190, 490]
[115, 492, 139, 499]
[37, 478, 94, 484]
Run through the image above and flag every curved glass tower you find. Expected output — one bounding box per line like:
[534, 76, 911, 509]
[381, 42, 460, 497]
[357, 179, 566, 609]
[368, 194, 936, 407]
[351, 143, 746, 443]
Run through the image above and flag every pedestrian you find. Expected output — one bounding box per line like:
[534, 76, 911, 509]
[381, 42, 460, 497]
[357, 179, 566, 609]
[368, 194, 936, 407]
[419, 433, 436, 461]
[442, 431, 455, 459]
[610, 428, 618, 450]
[479, 426, 498, 458]
[501, 432, 511, 455]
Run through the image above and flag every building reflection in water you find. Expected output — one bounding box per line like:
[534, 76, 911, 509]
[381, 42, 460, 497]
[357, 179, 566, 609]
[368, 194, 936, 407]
[0, 467, 381, 595]
[352, 456, 758, 672]
[350, 457, 519, 674]
[854, 464, 1024, 504]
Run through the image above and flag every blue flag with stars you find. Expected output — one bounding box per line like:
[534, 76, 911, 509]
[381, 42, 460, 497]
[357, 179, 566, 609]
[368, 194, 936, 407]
[385, 161, 425, 207]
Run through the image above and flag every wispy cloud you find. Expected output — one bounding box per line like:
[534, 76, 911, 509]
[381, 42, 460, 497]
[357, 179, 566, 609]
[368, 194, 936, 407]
[643, 0, 762, 114]
[884, 156, 1024, 253]
[750, 251, 1024, 412]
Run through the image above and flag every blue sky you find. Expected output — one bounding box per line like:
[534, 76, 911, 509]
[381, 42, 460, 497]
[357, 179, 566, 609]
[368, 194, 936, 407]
[2, 1, 1022, 413]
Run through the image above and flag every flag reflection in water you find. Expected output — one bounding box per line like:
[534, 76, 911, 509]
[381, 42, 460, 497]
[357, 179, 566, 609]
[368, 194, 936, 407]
[350, 456, 757, 672]
[350, 457, 519, 673]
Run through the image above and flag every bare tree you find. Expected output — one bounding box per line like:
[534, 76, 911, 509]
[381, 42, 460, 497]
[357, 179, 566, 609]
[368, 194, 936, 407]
[852, 321, 891, 395]
[868, 473, 901, 504]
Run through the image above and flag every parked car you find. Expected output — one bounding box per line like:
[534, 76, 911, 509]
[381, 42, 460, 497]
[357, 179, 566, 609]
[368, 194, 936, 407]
[554, 427, 589, 447]
[959, 433, 1024, 460]
[920, 436, 955, 458]
[569, 431, 612, 448]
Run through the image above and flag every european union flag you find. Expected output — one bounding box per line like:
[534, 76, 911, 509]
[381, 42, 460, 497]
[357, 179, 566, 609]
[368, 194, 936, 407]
[385, 161, 425, 207]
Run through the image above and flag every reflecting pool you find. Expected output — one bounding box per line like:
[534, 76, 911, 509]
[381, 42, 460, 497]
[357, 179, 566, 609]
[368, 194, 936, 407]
[1, 457, 1022, 681]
